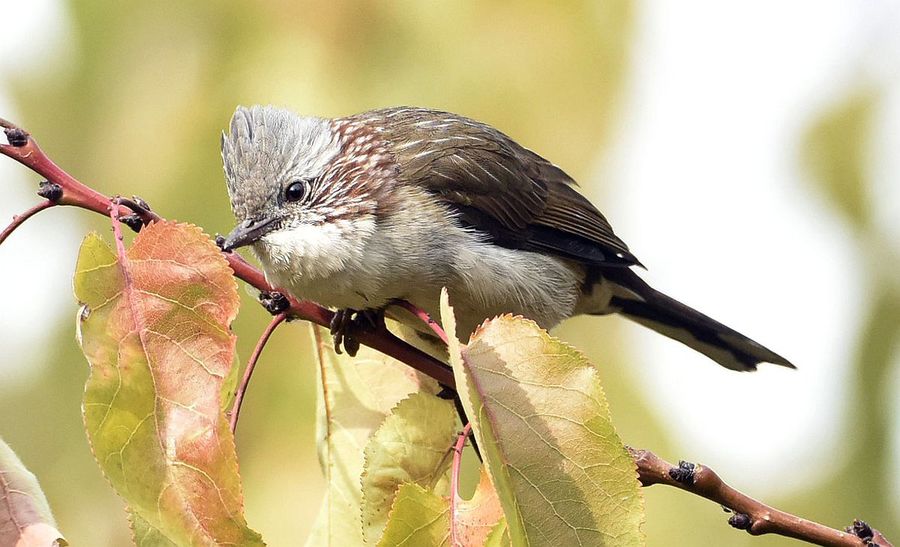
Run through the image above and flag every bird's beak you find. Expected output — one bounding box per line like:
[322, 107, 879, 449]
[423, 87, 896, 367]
[221, 216, 278, 252]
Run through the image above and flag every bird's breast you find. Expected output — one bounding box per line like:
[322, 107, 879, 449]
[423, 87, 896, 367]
[250, 191, 587, 338]
[253, 216, 385, 309]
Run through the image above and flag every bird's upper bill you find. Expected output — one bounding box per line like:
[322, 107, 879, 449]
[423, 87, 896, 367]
[221, 215, 279, 252]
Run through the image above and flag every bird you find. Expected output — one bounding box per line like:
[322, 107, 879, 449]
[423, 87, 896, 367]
[220, 105, 793, 371]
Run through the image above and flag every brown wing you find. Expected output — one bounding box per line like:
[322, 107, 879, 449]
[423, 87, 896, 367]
[354, 107, 640, 267]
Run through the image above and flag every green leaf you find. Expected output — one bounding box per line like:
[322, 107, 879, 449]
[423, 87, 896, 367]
[74, 222, 263, 546]
[376, 467, 505, 547]
[441, 289, 645, 546]
[483, 518, 509, 547]
[305, 322, 441, 547]
[129, 514, 177, 547]
[219, 351, 242, 413]
[361, 392, 457, 545]
[0, 437, 67, 546]
[377, 483, 449, 547]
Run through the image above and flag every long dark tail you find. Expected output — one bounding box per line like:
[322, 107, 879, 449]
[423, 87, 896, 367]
[599, 269, 794, 371]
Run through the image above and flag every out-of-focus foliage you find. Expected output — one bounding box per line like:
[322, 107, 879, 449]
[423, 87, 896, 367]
[444, 293, 645, 546]
[0, 437, 67, 547]
[802, 89, 877, 228]
[74, 222, 262, 545]
[796, 87, 900, 537]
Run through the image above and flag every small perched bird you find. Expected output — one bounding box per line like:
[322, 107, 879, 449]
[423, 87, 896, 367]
[221, 105, 793, 371]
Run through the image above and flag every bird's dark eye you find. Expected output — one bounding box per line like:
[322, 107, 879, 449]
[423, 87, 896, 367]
[284, 180, 309, 202]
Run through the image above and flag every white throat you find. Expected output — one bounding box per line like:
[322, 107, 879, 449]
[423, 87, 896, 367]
[253, 216, 381, 309]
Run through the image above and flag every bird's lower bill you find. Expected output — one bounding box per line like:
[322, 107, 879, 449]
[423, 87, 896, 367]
[222, 216, 279, 251]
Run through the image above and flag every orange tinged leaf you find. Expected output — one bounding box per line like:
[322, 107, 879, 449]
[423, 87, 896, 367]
[451, 469, 504, 546]
[74, 221, 262, 545]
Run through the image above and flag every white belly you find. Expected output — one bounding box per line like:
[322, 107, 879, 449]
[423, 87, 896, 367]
[253, 196, 586, 339]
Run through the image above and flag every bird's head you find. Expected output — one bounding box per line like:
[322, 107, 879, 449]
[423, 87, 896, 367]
[220, 105, 397, 276]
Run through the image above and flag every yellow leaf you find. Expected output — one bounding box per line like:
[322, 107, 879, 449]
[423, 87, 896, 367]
[441, 289, 644, 546]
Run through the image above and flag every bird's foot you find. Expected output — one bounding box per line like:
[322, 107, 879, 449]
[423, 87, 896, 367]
[258, 291, 290, 315]
[330, 308, 384, 357]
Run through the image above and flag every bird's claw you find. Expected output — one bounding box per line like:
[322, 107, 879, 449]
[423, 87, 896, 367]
[215, 234, 227, 250]
[330, 308, 383, 357]
[258, 291, 290, 315]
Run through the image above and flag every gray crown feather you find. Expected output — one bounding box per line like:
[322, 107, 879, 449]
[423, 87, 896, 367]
[221, 105, 337, 219]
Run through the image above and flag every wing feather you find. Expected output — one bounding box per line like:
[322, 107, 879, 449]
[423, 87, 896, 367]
[353, 107, 639, 267]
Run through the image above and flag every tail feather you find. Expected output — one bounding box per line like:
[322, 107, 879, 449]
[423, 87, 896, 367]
[601, 269, 794, 372]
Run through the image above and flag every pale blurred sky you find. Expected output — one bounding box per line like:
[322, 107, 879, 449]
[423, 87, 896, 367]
[602, 0, 900, 498]
[1, 0, 898, 506]
[0, 0, 78, 387]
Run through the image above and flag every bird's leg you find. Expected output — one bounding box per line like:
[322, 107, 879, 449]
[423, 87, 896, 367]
[329, 308, 385, 357]
[330, 309, 351, 355]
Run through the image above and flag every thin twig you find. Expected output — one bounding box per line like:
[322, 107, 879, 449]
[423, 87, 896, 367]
[109, 198, 129, 259]
[628, 447, 893, 547]
[449, 422, 473, 546]
[1, 123, 158, 227]
[230, 312, 288, 434]
[390, 299, 449, 344]
[0, 200, 54, 246]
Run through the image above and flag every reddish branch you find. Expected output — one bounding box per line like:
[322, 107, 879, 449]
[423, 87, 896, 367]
[0, 117, 454, 388]
[449, 422, 473, 546]
[390, 299, 449, 344]
[0, 199, 55, 246]
[629, 448, 893, 547]
[1, 118, 893, 547]
[229, 312, 288, 434]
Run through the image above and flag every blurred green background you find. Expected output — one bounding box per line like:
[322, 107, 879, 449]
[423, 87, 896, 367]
[1, 1, 897, 545]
